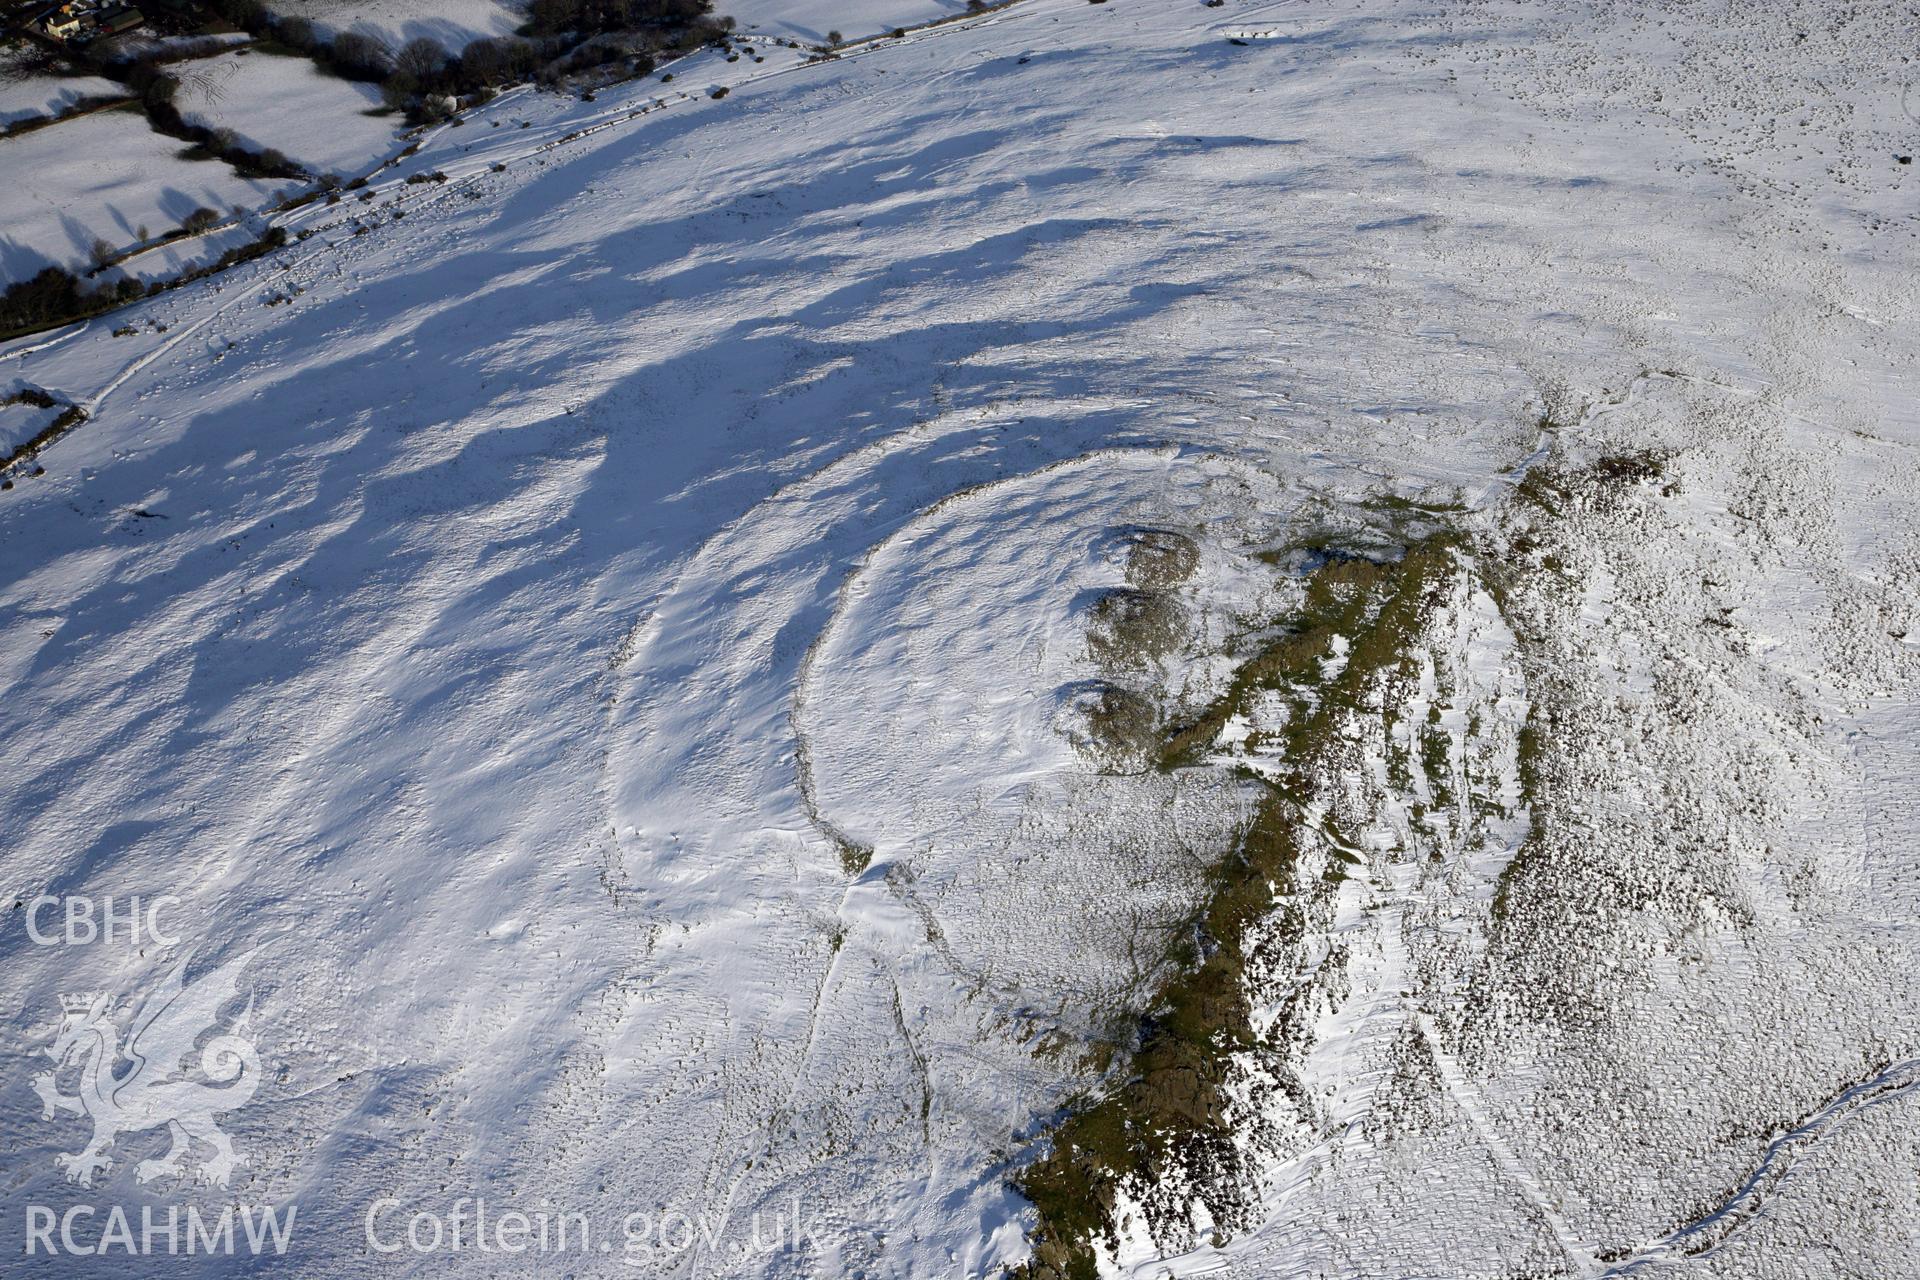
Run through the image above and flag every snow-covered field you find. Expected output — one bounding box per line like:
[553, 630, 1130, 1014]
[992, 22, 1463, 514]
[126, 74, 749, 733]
[266, 0, 528, 52]
[0, 394, 61, 455]
[0, 108, 295, 277]
[0, 72, 124, 129]
[175, 49, 398, 178]
[109, 31, 253, 63]
[721, 0, 974, 42]
[0, 0, 1916, 1277]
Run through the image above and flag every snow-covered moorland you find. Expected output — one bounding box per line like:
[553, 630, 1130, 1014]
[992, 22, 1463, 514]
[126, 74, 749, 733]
[0, 0, 1916, 1277]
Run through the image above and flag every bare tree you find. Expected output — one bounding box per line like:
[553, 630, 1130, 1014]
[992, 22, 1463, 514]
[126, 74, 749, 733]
[331, 31, 393, 78]
[394, 36, 448, 84]
[0, 42, 64, 87]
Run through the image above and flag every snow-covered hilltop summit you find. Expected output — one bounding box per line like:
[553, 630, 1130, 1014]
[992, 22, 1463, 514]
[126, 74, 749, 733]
[1, 1, 1916, 1277]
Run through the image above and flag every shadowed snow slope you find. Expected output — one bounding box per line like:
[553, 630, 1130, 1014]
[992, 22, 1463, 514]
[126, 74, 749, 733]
[0, 0, 1916, 1277]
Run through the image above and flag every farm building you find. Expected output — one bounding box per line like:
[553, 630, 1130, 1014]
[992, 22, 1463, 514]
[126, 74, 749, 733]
[94, 4, 143, 35]
[21, 1, 144, 41]
[29, 3, 85, 39]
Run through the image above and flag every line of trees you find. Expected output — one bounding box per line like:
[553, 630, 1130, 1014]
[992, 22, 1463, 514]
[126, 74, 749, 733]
[0, 268, 133, 334]
[0, 227, 287, 339]
[525, 0, 713, 37]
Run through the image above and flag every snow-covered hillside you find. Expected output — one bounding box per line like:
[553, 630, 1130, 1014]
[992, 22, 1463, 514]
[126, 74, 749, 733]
[1, 1, 1916, 1278]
